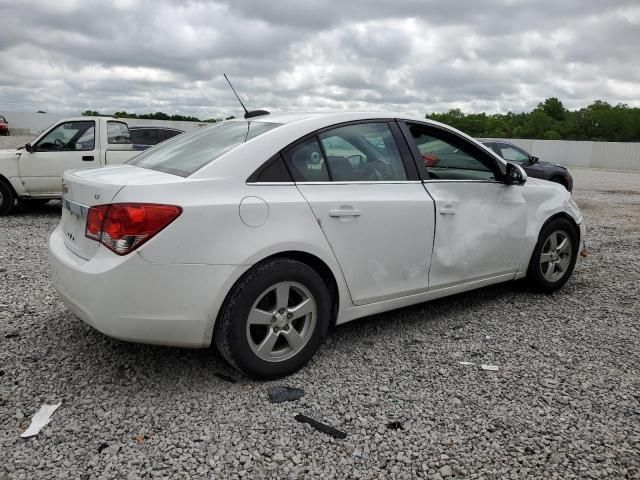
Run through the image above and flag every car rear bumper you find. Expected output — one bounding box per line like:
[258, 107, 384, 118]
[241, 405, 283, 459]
[48, 225, 240, 348]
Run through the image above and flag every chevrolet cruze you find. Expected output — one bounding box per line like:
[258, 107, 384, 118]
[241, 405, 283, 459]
[49, 112, 585, 378]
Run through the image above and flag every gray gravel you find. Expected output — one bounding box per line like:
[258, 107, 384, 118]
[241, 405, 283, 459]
[1, 168, 639, 479]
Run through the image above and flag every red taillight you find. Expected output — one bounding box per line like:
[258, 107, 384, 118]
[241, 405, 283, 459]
[85, 203, 182, 255]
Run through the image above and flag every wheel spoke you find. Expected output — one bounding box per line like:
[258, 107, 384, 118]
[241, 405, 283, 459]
[248, 308, 273, 326]
[543, 261, 553, 279]
[288, 298, 314, 320]
[256, 331, 279, 356]
[556, 237, 568, 253]
[283, 328, 304, 351]
[548, 232, 558, 250]
[275, 284, 290, 310]
[540, 252, 553, 263]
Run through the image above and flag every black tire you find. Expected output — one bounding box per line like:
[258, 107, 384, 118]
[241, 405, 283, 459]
[0, 181, 16, 215]
[214, 258, 331, 379]
[527, 217, 578, 293]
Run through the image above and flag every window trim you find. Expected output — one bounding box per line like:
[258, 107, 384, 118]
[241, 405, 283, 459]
[398, 121, 505, 183]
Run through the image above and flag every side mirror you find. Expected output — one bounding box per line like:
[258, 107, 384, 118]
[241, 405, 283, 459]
[529, 155, 539, 165]
[25, 143, 33, 153]
[505, 162, 527, 185]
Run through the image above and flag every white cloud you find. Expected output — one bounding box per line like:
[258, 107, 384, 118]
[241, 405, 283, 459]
[0, 0, 638, 118]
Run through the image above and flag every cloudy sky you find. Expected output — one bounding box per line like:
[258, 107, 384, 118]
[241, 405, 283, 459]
[0, 0, 638, 119]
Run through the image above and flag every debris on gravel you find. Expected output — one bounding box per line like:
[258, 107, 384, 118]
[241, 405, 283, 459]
[267, 386, 305, 403]
[1, 168, 639, 478]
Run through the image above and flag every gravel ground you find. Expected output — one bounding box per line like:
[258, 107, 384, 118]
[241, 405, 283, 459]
[1, 168, 639, 479]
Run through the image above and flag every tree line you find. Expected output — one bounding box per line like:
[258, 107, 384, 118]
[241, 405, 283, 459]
[81, 110, 235, 123]
[427, 98, 640, 142]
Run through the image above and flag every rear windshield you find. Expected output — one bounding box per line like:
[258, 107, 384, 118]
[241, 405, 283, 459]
[127, 121, 281, 177]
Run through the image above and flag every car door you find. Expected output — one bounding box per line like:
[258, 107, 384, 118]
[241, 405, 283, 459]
[401, 122, 527, 289]
[283, 121, 435, 305]
[19, 120, 97, 195]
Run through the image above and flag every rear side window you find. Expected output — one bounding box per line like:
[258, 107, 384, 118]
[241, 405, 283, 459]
[130, 128, 159, 145]
[128, 121, 281, 177]
[159, 129, 183, 141]
[107, 122, 132, 144]
[283, 137, 330, 182]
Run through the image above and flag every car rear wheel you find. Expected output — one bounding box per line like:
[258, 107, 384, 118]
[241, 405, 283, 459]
[0, 181, 16, 215]
[214, 258, 331, 379]
[527, 218, 578, 292]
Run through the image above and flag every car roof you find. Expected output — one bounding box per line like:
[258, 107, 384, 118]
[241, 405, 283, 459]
[242, 110, 430, 127]
[129, 126, 183, 131]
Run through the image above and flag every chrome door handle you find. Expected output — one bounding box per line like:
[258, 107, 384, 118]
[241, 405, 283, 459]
[439, 206, 456, 215]
[329, 208, 361, 217]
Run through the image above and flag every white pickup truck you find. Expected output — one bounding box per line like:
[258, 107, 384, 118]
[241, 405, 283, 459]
[0, 116, 139, 215]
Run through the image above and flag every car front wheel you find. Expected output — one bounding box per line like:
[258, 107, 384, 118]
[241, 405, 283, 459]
[0, 181, 16, 215]
[214, 258, 331, 379]
[527, 218, 578, 292]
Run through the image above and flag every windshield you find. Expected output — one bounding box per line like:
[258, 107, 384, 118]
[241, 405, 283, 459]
[127, 121, 281, 177]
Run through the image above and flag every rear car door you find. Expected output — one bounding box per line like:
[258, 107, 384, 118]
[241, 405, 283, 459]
[401, 122, 527, 289]
[19, 120, 97, 195]
[284, 121, 435, 305]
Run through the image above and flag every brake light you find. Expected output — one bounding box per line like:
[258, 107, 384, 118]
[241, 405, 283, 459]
[85, 203, 182, 255]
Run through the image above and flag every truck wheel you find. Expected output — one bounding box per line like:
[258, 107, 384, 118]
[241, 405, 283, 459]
[0, 181, 16, 215]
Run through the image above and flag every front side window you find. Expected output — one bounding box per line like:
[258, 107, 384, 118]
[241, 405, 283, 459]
[407, 123, 497, 181]
[498, 144, 529, 163]
[107, 121, 132, 144]
[35, 121, 95, 151]
[128, 121, 281, 177]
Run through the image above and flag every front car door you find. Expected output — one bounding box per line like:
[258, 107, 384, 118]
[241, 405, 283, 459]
[19, 120, 96, 195]
[401, 122, 528, 289]
[283, 121, 436, 305]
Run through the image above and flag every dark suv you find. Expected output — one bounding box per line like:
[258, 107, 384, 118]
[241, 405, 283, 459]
[129, 127, 183, 150]
[481, 140, 573, 192]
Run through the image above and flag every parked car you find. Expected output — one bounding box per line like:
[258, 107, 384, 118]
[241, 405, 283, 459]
[0, 117, 138, 214]
[129, 126, 183, 150]
[0, 115, 9, 136]
[49, 112, 585, 379]
[480, 140, 573, 191]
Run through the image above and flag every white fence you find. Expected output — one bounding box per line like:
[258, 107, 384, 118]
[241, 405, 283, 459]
[1, 111, 206, 136]
[489, 138, 640, 172]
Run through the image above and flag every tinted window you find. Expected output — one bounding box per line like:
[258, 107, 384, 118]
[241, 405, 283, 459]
[159, 129, 183, 141]
[407, 124, 497, 181]
[35, 121, 95, 151]
[128, 121, 281, 177]
[319, 123, 407, 181]
[283, 137, 330, 182]
[248, 154, 292, 182]
[130, 128, 160, 145]
[498, 143, 529, 163]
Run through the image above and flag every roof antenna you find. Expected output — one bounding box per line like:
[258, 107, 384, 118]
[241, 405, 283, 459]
[223, 73, 270, 119]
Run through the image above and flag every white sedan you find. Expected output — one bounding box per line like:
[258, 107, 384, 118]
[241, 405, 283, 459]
[49, 111, 585, 378]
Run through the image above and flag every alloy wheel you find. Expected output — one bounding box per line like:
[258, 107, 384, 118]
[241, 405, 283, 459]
[540, 230, 572, 282]
[245, 281, 317, 362]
